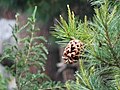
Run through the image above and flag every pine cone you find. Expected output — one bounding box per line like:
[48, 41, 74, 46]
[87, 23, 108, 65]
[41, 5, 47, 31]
[62, 39, 84, 64]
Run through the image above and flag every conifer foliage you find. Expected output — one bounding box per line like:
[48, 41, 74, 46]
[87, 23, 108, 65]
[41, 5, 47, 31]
[53, 0, 120, 90]
[0, 0, 120, 89]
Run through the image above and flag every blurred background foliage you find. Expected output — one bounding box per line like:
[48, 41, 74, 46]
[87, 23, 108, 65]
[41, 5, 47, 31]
[0, 0, 94, 22]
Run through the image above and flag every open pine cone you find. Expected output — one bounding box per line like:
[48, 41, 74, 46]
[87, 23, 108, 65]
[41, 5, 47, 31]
[62, 39, 84, 64]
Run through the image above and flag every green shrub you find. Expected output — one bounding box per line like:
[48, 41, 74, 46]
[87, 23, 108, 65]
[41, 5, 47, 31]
[0, 74, 7, 90]
[1, 6, 64, 90]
